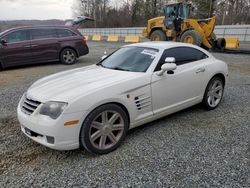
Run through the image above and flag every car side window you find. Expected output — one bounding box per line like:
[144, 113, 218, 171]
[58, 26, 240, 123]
[57, 29, 76, 38]
[30, 29, 57, 40]
[155, 47, 208, 71]
[4, 30, 28, 43]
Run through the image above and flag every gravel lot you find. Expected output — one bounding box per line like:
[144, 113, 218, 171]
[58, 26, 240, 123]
[0, 42, 250, 187]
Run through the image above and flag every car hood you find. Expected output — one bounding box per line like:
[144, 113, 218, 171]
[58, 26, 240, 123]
[27, 65, 145, 103]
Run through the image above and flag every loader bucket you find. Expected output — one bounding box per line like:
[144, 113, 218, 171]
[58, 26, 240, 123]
[224, 37, 239, 49]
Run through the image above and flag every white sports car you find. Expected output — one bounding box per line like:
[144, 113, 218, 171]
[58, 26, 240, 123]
[17, 42, 228, 154]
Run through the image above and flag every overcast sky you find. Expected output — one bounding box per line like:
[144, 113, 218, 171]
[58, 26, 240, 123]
[0, 0, 74, 20]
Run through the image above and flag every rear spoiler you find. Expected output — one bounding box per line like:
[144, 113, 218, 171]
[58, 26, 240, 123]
[65, 16, 94, 28]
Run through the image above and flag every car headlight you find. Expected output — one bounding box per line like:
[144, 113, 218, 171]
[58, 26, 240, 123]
[39, 102, 67, 119]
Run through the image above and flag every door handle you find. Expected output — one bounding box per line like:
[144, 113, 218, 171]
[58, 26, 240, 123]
[31, 44, 38, 47]
[196, 67, 206, 73]
[23, 45, 31, 48]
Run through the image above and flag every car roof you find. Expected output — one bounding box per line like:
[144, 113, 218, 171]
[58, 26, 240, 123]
[0, 25, 78, 37]
[0, 25, 74, 35]
[125, 41, 212, 56]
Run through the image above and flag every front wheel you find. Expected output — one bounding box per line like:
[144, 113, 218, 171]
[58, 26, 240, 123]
[180, 30, 202, 46]
[80, 104, 129, 154]
[150, 30, 167, 41]
[203, 76, 224, 110]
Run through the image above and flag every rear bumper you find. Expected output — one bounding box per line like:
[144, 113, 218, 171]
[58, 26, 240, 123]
[78, 43, 89, 57]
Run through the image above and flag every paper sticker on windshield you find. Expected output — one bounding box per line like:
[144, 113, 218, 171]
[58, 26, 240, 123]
[141, 50, 157, 59]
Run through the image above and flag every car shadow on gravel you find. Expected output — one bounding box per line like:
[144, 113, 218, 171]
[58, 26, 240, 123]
[0, 102, 220, 172]
[127, 103, 204, 135]
[0, 59, 90, 72]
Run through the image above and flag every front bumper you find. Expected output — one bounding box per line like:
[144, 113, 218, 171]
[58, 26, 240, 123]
[17, 103, 86, 150]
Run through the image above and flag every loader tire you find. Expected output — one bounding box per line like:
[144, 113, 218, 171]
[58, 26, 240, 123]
[216, 38, 226, 50]
[150, 30, 167, 41]
[181, 30, 202, 46]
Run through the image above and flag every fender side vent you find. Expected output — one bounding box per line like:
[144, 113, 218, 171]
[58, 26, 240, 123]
[134, 95, 151, 111]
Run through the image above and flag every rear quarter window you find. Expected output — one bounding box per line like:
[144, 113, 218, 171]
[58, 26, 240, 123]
[57, 29, 77, 38]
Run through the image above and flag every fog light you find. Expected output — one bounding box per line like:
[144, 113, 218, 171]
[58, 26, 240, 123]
[46, 136, 55, 144]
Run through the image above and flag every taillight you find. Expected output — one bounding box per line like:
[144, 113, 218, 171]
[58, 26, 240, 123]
[82, 36, 87, 43]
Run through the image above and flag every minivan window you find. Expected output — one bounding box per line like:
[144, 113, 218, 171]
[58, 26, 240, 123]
[4, 30, 27, 43]
[155, 47, 208, 71]
[57, 29, 76, 38]
[30, 29, 57, 40]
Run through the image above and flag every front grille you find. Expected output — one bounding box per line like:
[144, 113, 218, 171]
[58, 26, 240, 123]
[21, 95, 41, 115]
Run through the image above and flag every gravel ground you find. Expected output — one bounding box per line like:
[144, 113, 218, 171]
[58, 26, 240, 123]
[0, 42, 250, 187]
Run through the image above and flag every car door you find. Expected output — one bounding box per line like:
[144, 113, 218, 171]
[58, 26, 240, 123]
[0, 29, 32, 67]
[29, 28, 60, 63]
[151, 47, 209, 116]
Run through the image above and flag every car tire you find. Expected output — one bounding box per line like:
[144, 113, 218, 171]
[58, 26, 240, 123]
[80, 104, 129, 154]
[216, 38, 226, 50]
[60, 48, 77, 65]
[150, 30, 167, 41]
[203, 76, 224, 110]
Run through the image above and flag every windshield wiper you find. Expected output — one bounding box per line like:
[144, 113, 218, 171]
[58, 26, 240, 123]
[112, 67, 131, 72]
[97, 63, 106, 68]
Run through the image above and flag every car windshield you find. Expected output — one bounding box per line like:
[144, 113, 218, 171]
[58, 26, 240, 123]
[99, 47, 159, 72]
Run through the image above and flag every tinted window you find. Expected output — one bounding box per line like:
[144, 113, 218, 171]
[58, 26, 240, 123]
[57, 29, 76, 38]
[100, 47, 159, 72]
[4, 30, 27, 43]
[155, 47, 208, 71]
[30, 29, 57, 40]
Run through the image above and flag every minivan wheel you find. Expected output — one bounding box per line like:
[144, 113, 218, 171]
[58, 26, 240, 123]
[80, 104, 129, 154]
[60, 48, 77, 65]
[203, 76, 224, 110]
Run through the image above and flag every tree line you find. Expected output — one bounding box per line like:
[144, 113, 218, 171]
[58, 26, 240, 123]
[72, 0, 250, 28]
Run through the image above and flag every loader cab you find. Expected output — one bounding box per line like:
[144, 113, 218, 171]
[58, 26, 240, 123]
[163, 3, 191, 31]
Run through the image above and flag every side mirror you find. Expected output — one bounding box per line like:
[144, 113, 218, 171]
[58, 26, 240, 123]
[101, 51, 108, 60]
[0, 39, 7, 45]
[157, 57, 177, 76]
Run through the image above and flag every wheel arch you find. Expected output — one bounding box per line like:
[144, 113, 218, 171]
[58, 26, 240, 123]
[82, 101, 131, 127]
[203, 72, 226, 96]
[59, 46, 79, 58]
[149, 27, 165, 37]
[211, 73, 226, 86]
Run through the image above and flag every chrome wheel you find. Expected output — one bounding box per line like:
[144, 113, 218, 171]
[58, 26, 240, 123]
[207, 79, 223, 108]
[89, 110, 125, 150]
[63, 50, 76, 64]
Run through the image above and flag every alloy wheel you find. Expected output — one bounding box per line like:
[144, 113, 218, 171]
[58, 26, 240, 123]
[89, 110, 125, 150]
[207, 79, 223, 108]
[63, 50, 75, 64]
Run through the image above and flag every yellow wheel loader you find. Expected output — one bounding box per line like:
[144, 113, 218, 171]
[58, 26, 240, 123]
[143, 2, 238, 50]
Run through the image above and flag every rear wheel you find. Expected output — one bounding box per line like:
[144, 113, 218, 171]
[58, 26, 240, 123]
[60, 48, 77, 65]
[80, 104, 129, 154]
[203, 76, 224, 110]
[181, 30, 202, 46]
[150, 30, 167, 41]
